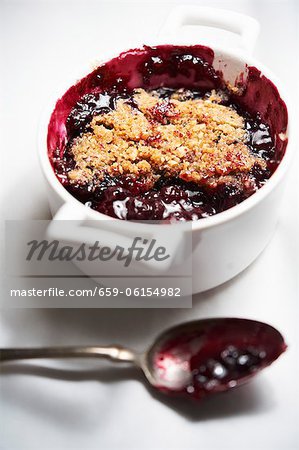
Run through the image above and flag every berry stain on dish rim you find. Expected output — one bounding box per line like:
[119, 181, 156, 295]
[48, 45, 288, 222]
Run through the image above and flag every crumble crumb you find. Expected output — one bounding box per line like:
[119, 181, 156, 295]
[68, 88, 266, 188]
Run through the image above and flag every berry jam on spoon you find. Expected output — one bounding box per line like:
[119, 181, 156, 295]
[0, 318, 286, 401]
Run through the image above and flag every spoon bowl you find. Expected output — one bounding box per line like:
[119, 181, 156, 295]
[143, 318, 286, 399]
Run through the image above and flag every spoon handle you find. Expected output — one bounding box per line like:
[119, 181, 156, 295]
[0, 345, 137, 363]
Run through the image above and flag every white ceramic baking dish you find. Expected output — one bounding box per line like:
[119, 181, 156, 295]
[39, 6, 292, 294]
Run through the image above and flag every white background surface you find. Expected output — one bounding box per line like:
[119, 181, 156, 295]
[0, 0, 298, 449]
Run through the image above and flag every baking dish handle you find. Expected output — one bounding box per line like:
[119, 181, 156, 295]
[158, 6, 260, 54]
[46, 203, 184, 274]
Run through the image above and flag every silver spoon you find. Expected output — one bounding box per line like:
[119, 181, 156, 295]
[0, 318, 286, 400]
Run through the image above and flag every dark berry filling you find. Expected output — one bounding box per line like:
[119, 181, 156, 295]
[52, 89, 274, 221]
[49, 46, 287, 222]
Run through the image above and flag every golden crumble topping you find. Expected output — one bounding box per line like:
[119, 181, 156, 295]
[68, 88, 266, 188]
